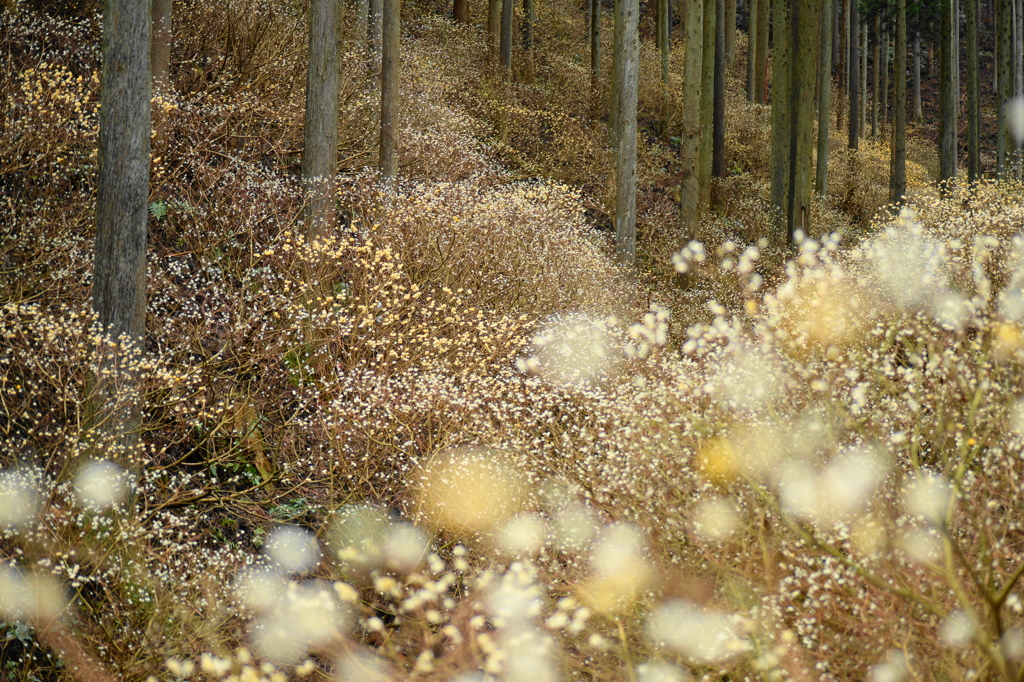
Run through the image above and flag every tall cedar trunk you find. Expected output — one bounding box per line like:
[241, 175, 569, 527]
[746, 0, 757, 99]
[611, 0, 623, 142]
[789, 0, 818, 240]
[454, 0, 468, 22]
[860, 24, 867, 135]
[939, 0, 958, 188]
[725, 0, 736, 68]
[614, 0, 640, 266]
[90, 0, 152, 461]
[500, 0, 513, 76]
[712, 0, 726, 183]
[488, 0, 501, 61]
[838, 0, 847, 126]
[913, 32, 923, 120]
[151, 0, 171, 90]
[680, 0, 703, 243]
[699, 0, 716, 205]
[997, 0, 1012, 175]
[523, 0, 534, 49]
[872, 16, 879, 139]
[591, 0, 601, 88]
[967, 0, 980, 182]
[890, 0, 907, 203]
[380, 0, 400, 179]
[770, 0, 792, 234]
[369, 0, 383, 64]
[848, 1, 859, 148]
[753, 0, 768, 103]
[302, 0, 340, 235]
[880, 24, 889, 123]
[832, 0, 840, 69]
[816, 0, 833, 195]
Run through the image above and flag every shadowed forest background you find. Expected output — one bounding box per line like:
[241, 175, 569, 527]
[5, 0, 1024, 679]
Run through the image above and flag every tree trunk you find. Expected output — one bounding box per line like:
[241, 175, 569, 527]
[725, 0, 736, 69]
[860, 23, 867, 135]
[151, 0, 171, 91]
[699, 0, 716, 206]
[890, 0, 907, 204]
[454, 0, 469, 22]
[660, 0, 670, 123]
[939, 0, 958, 188]
[789, 0, 819, 240]
[832, 0, 840, 70]
[680, 0, 703, 243]
[611, 0, 623, 141]
[591, 0, 601, 88]
[997, 0, 1012, 175]
[746, 0, 757, 100]
[880, 23, 889, 124]
[500, 0, 513, 76]
[816, 0, 833, 195]
[967, 0, 980, 182]
[488, 0, 501, 62]
[872, 16, 879, 139]
[302, 0, 340, 235]
[913, 32, 923, 121]
[614, 0, 640, 266]
[380, 0, 400, 179]
[90, 0, 152, 462]
[838, 0, 847, 127]
[523, 0, 534, 49]
[712, 0, 726, 184]
[848, 1, 859, 148]
[753, 0, 768, 103]
[369, 0, 383, 65]
[770, 0, 792, 233]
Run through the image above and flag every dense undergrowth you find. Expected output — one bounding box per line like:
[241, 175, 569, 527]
[3, 1, 1024, 680]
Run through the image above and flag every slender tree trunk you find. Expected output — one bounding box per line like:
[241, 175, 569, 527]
[890, 0, 907, 203]
[380, 0, 400, 179]
[790, 0, 819, 240]
[614, 0, 640, 266]
[488, 0, 501, 62]
[880, 23, 889, 124]
[454, 0, 469, 22]
[832, 0, 840, 70]
[955, 0, 961, 113]
[746, 0, 757, 100]
[523, 0, 534, 49]
[680, 0, 704, 243]
[90, 0, 152, 462]
[611, 0, 623, 141]
[151, 0, 171, 91]
[913, 32, 923, 120]
[770, 0, 792, 233]
[753, 0, 768, 103]
[369, 0, 383, 65]
[591, 0, 601, 88]
[860, 23, 867, 135]
[939, 0, 958, 187]
[872, 16, 879, 139]
[660, 0, 670, 124]
[303, 0, 341, 234]
[1015, 0, 1022, 175]
[713, 0, 726, 183]
[500, 0, 513, 77]
[816, 0, 833, 195]
[838, 0, 847, 127]
[848, 1, 859, 148]
[725, 0, 737, 69]
[997, 0, 1012, 175]
[967, 0, 980, 182]
[699, 0, 716, 205]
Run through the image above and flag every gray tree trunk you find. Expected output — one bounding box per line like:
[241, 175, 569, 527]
[725, 0, 736, 69]
[680, 0, 703, 243]
[816, 0, 833, 195]
[753, 0, 768, 103]
[890, 0, 907, 203]
[712, 0, 726, 183]
[848, 2, 859, 148]
[614, 0, 640, 266]
[488, 0, 501, 62]
[90, 0, 152, 462]
[591, 0, 601, 88]
[872, 16, 879, 139]
[939, 0, 958, 187]
[500, 0, 513, 76]
[523, 0, 534, 49]
[997, 0, 1012, 175]
[913, 32, 923, 121]
[967, 0, 980, 182]
[770, 0, 792, 232]
[860, 23, 867, 136]
[151, 0, 171, 91]
[302, 0, 340, 236]
[380, 0, 400, 179]
[746, 0, 757, 100]
[880, 24, 889, 123]
[699, 0, 716, 206]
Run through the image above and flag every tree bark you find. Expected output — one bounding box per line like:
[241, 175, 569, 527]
[699, 0, 716, 205]
[753, 0, 768, 103]
[939, 0, 958, 188]
[816, 0, 833, 195]
[488, 0, 501, 62]
[838, 0, 847, 127]
[880, 23, 889, 124]
[913, 31, 923, 121]
[614, 0, 640, 266]
[712, 0, 726, 183]
[872, 16, 879, 139]
[789, 0, 819, 240]
[591, 0, 601, 88]
[746, 0, 757, 100]
[725, 0, 736, 69]
[660, 0, 670, 123]
[848, 1, 859, 148]
[860, 23, 867, 136]
[890, 0, 907, 204]
[523, 0, 534, 49]
[770, 0, 792, 232]
[90, 0, 152, 461]
[454, 0, 469, 23]
[151, 0, 171, 91]
[967, 0, 980, 183]
[380, 0, 400, 179]
[680, 0, 703, 243]
[500, 0, 513, 76]
[997, 0, 1012, 175]
[302, 0, 340, 235]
